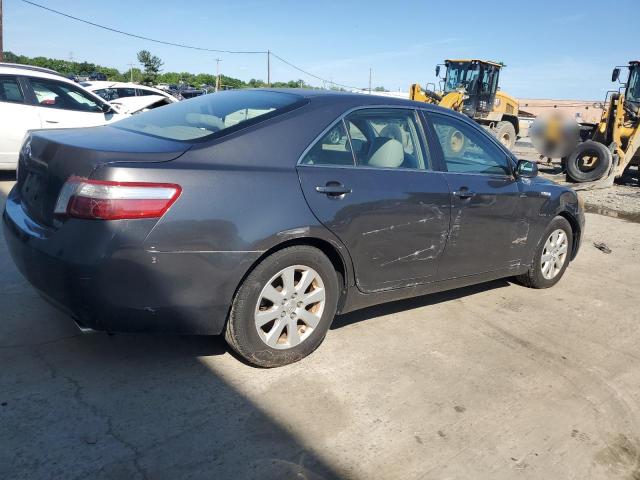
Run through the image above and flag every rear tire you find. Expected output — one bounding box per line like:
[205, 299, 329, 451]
[493, 121, 516, 150]
[225, 246, 339, 368]
[565, 140, 612, 182]
[515, 216, 573, 289]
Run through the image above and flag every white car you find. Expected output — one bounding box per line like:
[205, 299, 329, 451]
[0, 64, 128, 170]
[80, 81, 179, 104]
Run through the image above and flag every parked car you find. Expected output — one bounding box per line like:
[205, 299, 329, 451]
[80, 81, 179, 104]
[0, 63, 128, 170]
[3, 89, 584, 367]
[89, 72, 107, 81]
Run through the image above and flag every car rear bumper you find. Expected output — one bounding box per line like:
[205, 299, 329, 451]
[3, 191, 262, 335]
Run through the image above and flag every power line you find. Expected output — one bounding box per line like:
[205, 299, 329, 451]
[269, 51, 365, 91]
[20, 0, 266, 54]
[19, 0, 368, 92]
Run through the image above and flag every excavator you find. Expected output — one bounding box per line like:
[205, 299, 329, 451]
[409, 59, 520, 149]
[559, 61, 640, 184]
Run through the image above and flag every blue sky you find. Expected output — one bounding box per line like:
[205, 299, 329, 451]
[4, 0, 638, 99]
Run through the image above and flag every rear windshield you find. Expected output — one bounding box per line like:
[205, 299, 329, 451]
[114, 90, 303, 141]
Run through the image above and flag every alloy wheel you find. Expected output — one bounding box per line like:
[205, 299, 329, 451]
[540, 229, 569, 280]
[254, 265, 326, 349]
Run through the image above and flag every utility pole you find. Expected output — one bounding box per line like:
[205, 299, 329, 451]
[267, 50, 271, 87]
[215, 58, 221, 92]
[127, 62, 135, 83]
[369, 68, 372, 95]
[0, 0, 4, 63]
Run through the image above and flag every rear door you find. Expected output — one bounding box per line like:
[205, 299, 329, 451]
[24, 76, 120, 128]
[424, 111, 523, 279]
[297, 107, 451, 293]
[0, 75, 41, 167]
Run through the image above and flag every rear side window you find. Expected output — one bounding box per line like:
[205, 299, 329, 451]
[0, 76, 24, 104]
[301, 108, 428, 170]
[29, 78, 104, 113]
[300, 121, 354, 166]
[114, 90, 303, 141]
[345, 109, 427, 169]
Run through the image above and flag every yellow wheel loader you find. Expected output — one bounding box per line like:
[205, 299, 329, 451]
[409, 59, 520, 149]
[562, 61, 640, 184]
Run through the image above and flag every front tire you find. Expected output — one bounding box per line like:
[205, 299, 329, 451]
[493, 121, 516, 150]
[515, 216, 573, 289]
[225, 246, 339, 368]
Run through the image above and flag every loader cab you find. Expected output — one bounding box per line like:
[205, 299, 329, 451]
[442, 60, 501, 117]
[623, 62, 640, 116]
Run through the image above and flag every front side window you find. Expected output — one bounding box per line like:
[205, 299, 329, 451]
[29, 79, 103, 113]
[429, 113, 511, 175]
[345, 109, 427, 170]
[627, 66, 640, 105]
[445, 62, 480, 93]
[114, 90, 303, 141]
[0, 76, 24, 104]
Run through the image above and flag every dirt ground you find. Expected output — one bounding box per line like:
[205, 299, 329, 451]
[2, 172, 640, 480]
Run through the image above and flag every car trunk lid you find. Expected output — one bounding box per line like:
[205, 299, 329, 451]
[17, 125, 189, 227]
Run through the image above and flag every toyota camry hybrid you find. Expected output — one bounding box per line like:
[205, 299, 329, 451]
[3, 89, 584, 367]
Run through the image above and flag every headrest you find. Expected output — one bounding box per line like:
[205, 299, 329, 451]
[367, 137, 404, 168]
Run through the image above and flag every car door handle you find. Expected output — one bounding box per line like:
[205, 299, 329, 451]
[453, 189, 476, 199]
[315, 184, 352, 196]
[44, 120, 59, 124]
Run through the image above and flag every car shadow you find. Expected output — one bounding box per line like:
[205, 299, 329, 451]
[332, 279, 511, 330]
[0, 221, 344, 480]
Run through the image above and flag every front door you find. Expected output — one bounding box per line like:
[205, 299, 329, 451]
[298, 108, 451, 293]
[425, 111, 523, 279]
[0, 75, 41, 167]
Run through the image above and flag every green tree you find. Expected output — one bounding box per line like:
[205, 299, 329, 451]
[137, 50, 164, 86]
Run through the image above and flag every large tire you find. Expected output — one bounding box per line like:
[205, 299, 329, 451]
[515, 216, 573, 289]
[565, 140, 612, 183]
[438, 126, 466, 158]
[225, 246, 339, 368]
[493, 121, 516, 150]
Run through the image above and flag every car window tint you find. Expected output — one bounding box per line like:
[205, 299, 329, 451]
[300, 121, 354, 166]
[29, 79, 103, 113]
[137, 88, 157, 96]
[429, 113, 510, 175]
[116, 88, 136, 98]
[345, 109, 427, 170]
[0, 76, 24, 104]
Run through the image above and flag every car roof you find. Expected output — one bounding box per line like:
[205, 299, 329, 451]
[258, 88, 448, 111]
[0, 62, 70, 80]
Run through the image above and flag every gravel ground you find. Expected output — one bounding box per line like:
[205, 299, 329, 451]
[514, 144, 640, 219]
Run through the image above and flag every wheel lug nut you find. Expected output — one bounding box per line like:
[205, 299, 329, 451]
[290, 313, 296, 319]
[297, 301, 303, 307]
[280, 312, 285, 317]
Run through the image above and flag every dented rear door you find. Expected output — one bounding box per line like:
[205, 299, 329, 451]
[298, 164, 451, 293]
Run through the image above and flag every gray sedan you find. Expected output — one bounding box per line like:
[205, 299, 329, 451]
[3, 89, 584, 367]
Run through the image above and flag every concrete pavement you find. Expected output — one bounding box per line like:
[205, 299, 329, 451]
[2, 172, 640, 479]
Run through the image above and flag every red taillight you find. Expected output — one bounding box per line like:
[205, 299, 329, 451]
[54, 178, 182, 220]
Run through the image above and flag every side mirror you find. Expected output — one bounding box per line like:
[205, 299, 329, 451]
[612, 68, 620, 82]
[516, 159, 538, 178]
[435, 65, 441, 78]
[102, 103, 114, 114]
